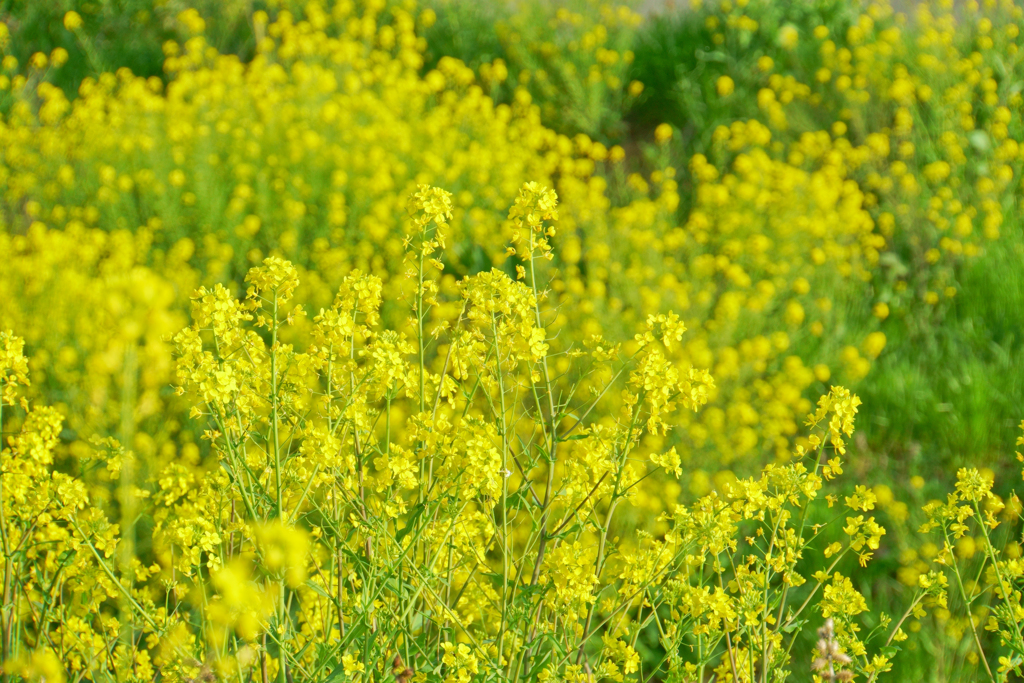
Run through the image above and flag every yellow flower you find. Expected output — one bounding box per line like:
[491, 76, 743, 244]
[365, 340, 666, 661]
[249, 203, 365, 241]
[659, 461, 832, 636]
[862, 331, 887, 359]
[716, 75, 735, 97]
[63, 10, 83, 31]
[50, 47, 69, 68]
[177, 8, 206, 34]
[778, 25, 799, 50]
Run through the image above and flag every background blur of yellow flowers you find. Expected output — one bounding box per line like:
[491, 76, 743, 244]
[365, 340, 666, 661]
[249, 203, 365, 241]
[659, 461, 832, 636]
[1, 0, 1024, 681]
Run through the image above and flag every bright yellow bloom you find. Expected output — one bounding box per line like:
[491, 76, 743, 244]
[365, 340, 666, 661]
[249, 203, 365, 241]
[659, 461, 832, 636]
[63, 10, 83, 31]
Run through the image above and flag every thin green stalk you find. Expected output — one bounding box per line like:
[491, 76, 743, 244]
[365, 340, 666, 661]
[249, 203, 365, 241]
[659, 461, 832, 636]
[523, 226, 562, 592]
[492, 315, 512, 668]
[119, 346, 138, 659]
[574, 409, 642, 666]
[0, 398, 11, 680]
[773, 442, 827, 635]
[972, 499, 1024, 650]
[865, 592, 927, 683]
[215, 410, 261, 522]
[70, 519, 159, 631]
[944, 528, 996, 683]
[780, 549, 850, 637]
[759, 509, 786, 682]
[271, 291, 283, 519]
[417, 249, 427, 414]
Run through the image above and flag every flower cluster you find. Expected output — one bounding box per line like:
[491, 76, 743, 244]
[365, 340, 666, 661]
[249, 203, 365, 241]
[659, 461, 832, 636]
[0, 182, 973, 682]
[2, 0, 1024, 679]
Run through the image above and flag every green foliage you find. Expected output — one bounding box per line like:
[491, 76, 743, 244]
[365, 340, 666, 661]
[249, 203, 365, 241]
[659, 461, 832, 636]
[0, 0, 257, 96]
[629, 0, 1024, 477]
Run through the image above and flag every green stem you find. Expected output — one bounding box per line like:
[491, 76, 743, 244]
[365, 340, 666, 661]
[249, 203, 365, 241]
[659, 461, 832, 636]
[271, 291, 283, 519]
[70, 519, 159, 631]
[417, 250, 426, 414]
[492, 315, 511, 669]
[945, 529, 996, 683]
[972, 499, 1024, 650]
[0, 399, 10, 677]
[865, 592, 925, 683]
[773, 443, 827, 635]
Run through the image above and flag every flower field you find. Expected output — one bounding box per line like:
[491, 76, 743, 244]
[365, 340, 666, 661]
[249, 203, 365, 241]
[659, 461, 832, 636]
[1, 0, 1024, 680]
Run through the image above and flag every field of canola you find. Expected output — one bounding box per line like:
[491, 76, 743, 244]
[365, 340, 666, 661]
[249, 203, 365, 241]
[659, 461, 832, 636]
[1, 0, 1024, 681]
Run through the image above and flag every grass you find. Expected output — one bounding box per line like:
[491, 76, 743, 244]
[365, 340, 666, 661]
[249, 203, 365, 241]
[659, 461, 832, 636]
[863, 230, 1024, 469]
[0, 0, 259, 97]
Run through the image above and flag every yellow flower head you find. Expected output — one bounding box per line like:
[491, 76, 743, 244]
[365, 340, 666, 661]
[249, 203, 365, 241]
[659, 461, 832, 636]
[63, 11, 83, 31]
[245, 256, 300, 306]
[778, 25, 799, 50]
[806, 386, 861, 455]
[716, 75, 735, 97]
[0, 330, 30, 407]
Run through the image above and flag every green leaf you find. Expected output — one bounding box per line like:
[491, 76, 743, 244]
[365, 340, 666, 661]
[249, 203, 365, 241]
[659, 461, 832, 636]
[549, 523, 580, 540]
[396, 504, 427, 544]
[781, 618, 806, 634]
[305, 580, 332, 600]
[968, 130, 991, 152]
[321, 662, 346, 683]
[696, 50, 728, 63]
